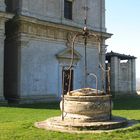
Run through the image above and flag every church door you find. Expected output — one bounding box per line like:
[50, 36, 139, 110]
[62, 69, 73, 94]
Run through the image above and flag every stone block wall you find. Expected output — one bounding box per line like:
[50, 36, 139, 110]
[4, 15, 105, 103]
[5, 0, 106, 32]
[3, 0, 111, 103]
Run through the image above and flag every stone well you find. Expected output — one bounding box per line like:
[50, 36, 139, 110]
[61, 89, 112, 122]
[35, 88, 130, 133]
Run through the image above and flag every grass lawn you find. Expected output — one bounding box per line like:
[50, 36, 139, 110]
[0, 96, 140, 140]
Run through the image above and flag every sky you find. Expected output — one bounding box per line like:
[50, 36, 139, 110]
[106, 0, 140, 78]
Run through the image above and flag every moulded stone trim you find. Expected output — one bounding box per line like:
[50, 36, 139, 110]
[56, 47, 82, 61]
[10, 15, 112, 42]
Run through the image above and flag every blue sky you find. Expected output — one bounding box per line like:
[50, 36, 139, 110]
[106, 0, 140, 78]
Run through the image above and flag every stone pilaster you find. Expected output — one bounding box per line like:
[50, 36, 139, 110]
[99, 41, 106, 92]
[0, 36, 4, 101]
[128, 59, 132, 94]
[110, 56, 119, 96]
[0, 12, 13, 102]
[131, 59, 136, 94]
[100, 0, 106, 31]
[0, 16, 5, 101]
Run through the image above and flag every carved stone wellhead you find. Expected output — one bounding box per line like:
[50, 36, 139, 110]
[60, 88, 112, 122]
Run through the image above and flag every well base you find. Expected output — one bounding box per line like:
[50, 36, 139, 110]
[35, 116, 130, 133]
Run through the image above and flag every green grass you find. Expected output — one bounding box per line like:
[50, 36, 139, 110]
[0, 96, 140, 140]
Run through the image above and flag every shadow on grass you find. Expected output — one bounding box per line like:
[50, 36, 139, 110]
[112, 120, 140, 134]
[1, 96, 140, 110]
[0, 102, 60, 110]
[113, 96, 140, 110]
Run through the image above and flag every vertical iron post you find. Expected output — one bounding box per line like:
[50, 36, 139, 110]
[84, 37, 87, 88]
[61, 67, 65, 121]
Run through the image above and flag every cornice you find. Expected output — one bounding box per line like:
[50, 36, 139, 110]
[0, 11, 14, 20]
[13, 15, 112, 40]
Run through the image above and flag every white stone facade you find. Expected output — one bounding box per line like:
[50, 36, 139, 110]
[0, 0, 136, 103]
[6, 0, 106, 32]
[1, 0, 112, 103]
[5, 15, 110, 103]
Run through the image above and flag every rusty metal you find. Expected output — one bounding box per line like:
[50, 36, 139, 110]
[88, 73, 98, 95]
[99, 64, 112, 119]
[61, 30, 101, 121]
[99, 64, 111, 94]
[107, 67, 111, 95]
[61, 66, 65, 121]
[107, 67, 112, 120]
[61, 1, 108, 121]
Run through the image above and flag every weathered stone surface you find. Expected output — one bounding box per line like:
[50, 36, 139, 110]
[107, 52, 137, 96]
[12, 0, 106, 32]
[0, 38, 4, 101]
[2, 0, 112, 103]
[4, 15, 110, 102]
[60, 90, 112, 122]
[68, 88, 104, 96]
[35, 116, 129, 133]
[0, 14, 5, 101]
[0, 11, 13, 102]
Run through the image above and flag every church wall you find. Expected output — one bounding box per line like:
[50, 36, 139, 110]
[4, 35, 20, 100]
[20, 39, 65, 99]
[3, 0, 110, 103]
[74, 44, 100, 90]
[20, 0, 61, 22]
[9, 0, 106, 32]
[19, 38, 101, 102]
[5, 0, 19, 12]
[4, 15, 103, 103]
